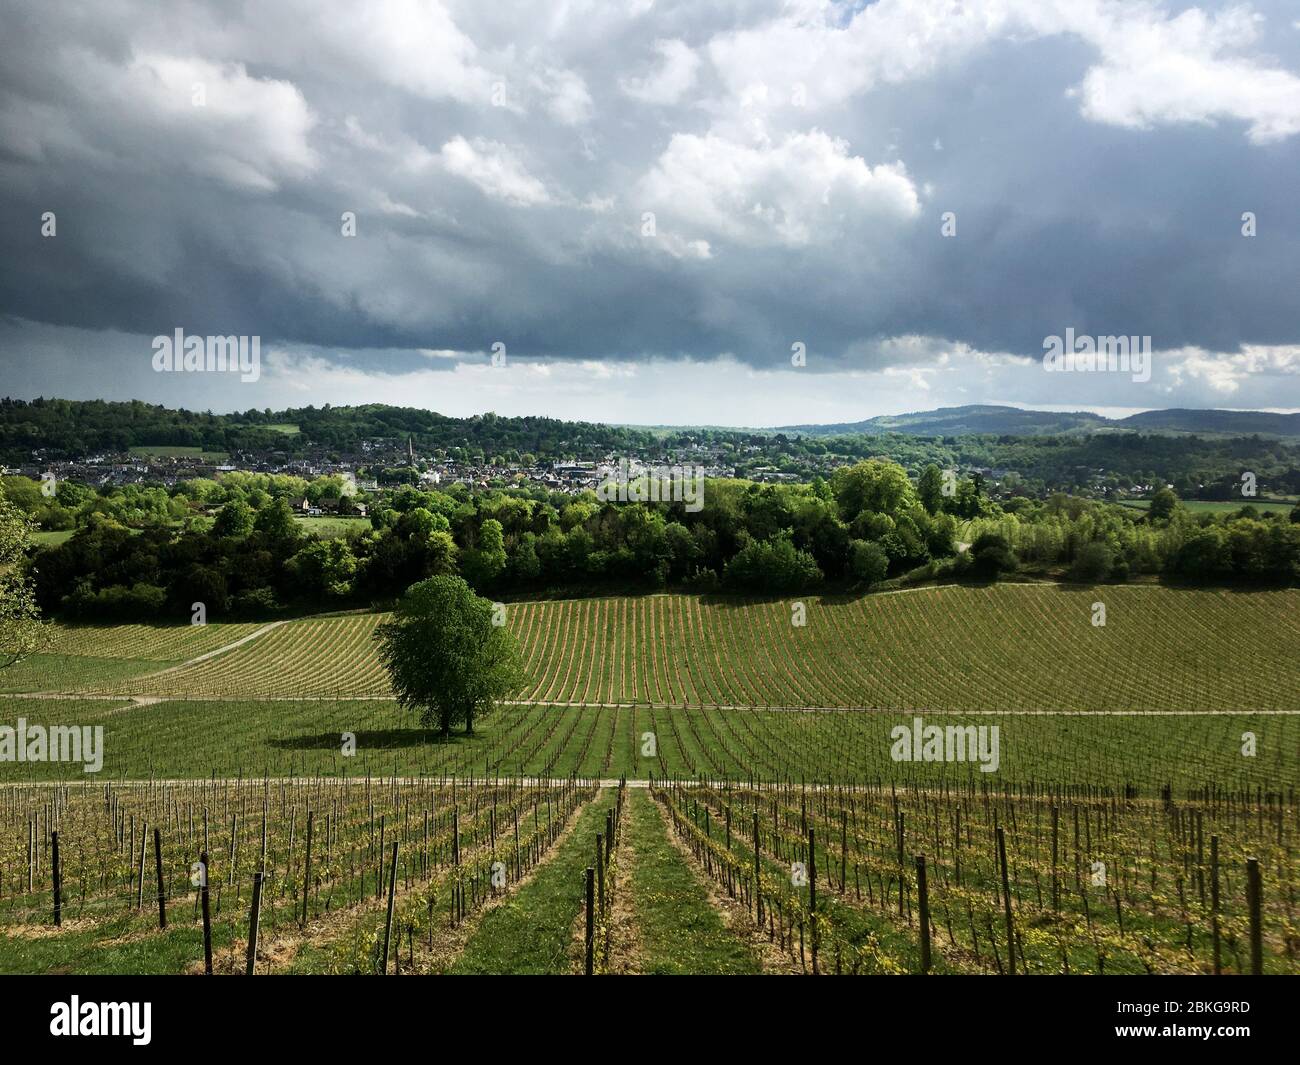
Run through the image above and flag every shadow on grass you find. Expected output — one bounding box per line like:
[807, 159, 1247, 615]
[267, 728, 468, 752]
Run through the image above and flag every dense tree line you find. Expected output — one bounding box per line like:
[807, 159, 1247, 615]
[0, 485, 42, 665]
[15, 461, 963, 620]
[969, 489, 1300, 585]
[13, 456, 1298, 623]
[0, 398, 660, 463]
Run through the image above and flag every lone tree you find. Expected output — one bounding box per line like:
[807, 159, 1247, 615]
[375, 575, 524, 737]
[0, 484, 44, 669]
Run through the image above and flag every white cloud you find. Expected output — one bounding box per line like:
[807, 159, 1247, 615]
[317, 0, 495, 104]
[1165, 344, 1300, 394]
[1073, 7, 1300, 144]
[3, 51, 318, 191]
[540, 68, 595, 125]
[376, 195, 420, 217]
[883, 366, 935, 391]
[438, 136, 552, 205]
[620, 39, 701, 105]
[341, 116, 438, 172]
[638, 129, 920, 247]
[706, 1, 1300, 144]
[707, 0, 1013, 113]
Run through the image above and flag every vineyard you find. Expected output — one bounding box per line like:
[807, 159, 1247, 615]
[0, 776, 597, 975]
[2, 775, 1295, 975]
[653, 777, 1297, 975]
[0, 700, 1295, 788]
[0, 620, 269, 695]
[0, 585, 1295, 975]
[8, 585, 1298, 712]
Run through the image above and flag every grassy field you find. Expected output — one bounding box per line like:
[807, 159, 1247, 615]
[1, 620, 266, 694]
[127, 445, 229, 461]
[2, 586, 1293, 786]
[30, 529, 74, 546]
[294, 515, 372, 537]
[1118, 498, 1295, 514]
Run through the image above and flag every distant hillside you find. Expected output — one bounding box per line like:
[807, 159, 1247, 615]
[4, 399, 1297, 467]
[776, 404, 1300, 438]
[1117, 408, 1300, 436]
[0, 397, 657, 463]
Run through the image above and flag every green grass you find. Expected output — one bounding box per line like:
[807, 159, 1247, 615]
[127, 445, 229, 461]
[1118, 498, 1295, 514]
[452, 791, 609, 974]
[265, 423, 300, 434]
[0, 906, 244, 976]
[625, 789, 760, 974]
[1, 696, 1293, 793]
[31, 529, 74, 546]
[0, 620, 269, 695]
[293, 515, 372, 537]
[0, 655, 173, 694]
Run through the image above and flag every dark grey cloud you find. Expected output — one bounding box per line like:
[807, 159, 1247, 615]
[1, 0, 1299, 419]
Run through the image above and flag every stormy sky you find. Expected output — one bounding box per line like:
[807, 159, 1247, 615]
[2, 0, 1299, 426]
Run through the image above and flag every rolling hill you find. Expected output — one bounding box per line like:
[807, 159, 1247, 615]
[776, 404, 1300, 437]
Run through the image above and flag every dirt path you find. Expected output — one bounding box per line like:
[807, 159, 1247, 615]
[118, 621, 290, 684]
[8, 690, 1288, 717]
[10, 621, 289, 700]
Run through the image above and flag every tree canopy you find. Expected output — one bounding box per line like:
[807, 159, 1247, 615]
[0, 484, 44, 668]
[374, 576, 525, 736]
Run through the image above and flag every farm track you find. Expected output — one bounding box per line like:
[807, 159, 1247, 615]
[6, 691, 1295, 715]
